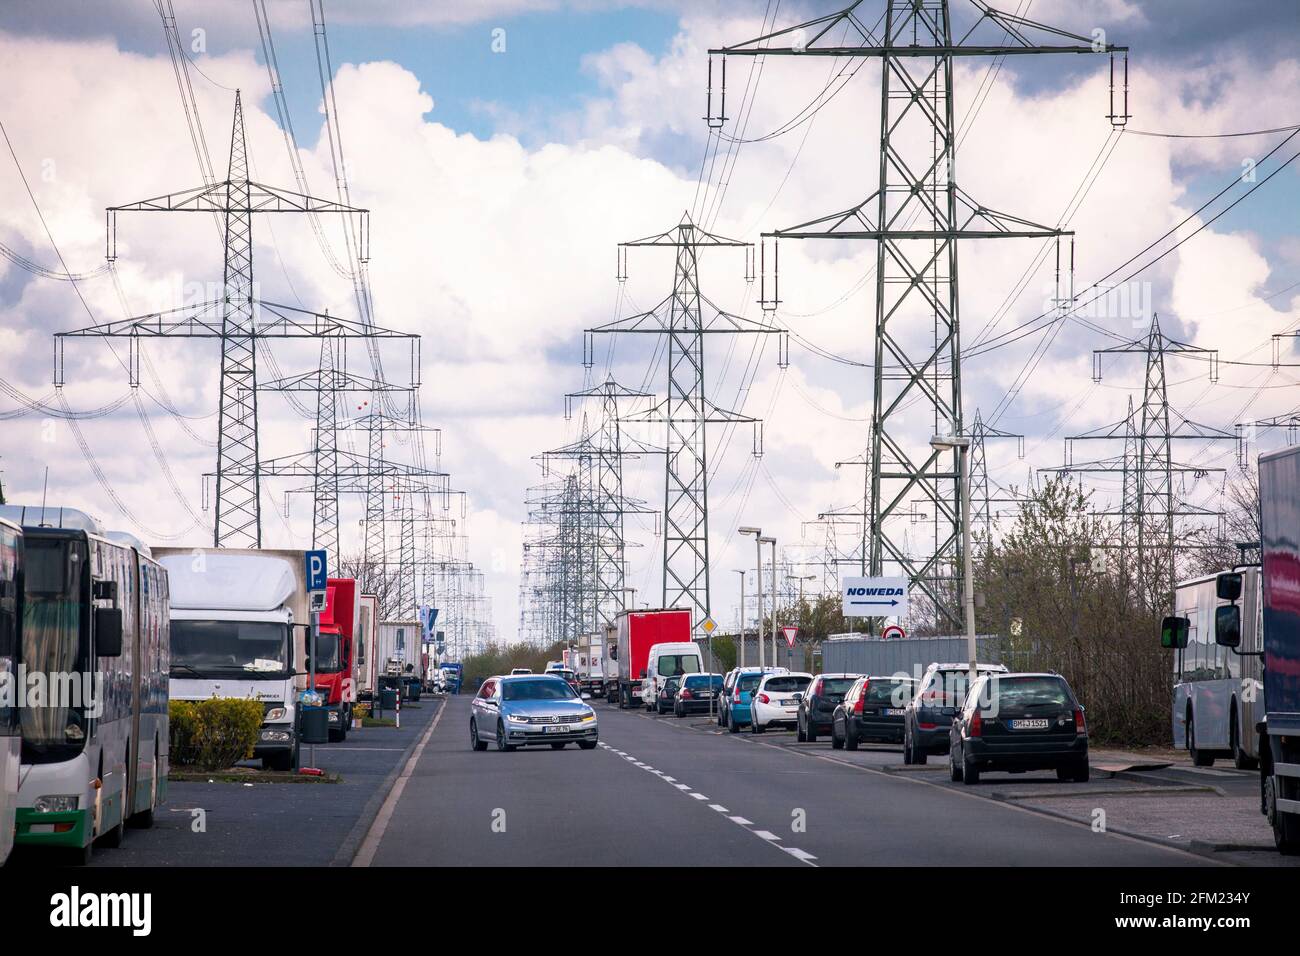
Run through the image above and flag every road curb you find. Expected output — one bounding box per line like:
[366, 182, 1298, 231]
[330, 698, 445, 867]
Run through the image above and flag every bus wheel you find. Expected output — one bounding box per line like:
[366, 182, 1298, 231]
[1231, 710, 1258, 770]
[1188, 710, 1215, 767]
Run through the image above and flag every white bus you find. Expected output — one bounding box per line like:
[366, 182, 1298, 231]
[1, 505, 170, 864]
[0, 517, 22, 865]
[1172, 566, 1263, 768]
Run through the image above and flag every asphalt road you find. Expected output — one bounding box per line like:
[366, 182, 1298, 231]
[365, 696, 1210, 866]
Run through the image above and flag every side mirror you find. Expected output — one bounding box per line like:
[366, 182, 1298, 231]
[1160, 616, 1189, 650]
[1216, 572, 1243, 603]
[1215, 605, 1241, 648]
[95, 607, 124, 657]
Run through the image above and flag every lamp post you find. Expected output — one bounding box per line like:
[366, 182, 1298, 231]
[734, 569, 747, 668]
[739, 527, 763, 667]
[787, 573, 815, 670]
[931, 433, 975, 683]
[761, 536, 777, 666]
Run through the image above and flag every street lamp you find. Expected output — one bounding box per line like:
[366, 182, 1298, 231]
[761, 536, 777, 666]
[739, 527, 764, 667]
[733, 569, 748, 668]
[930, 433, 975, 682]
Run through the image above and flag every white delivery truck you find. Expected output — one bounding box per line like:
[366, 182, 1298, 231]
[156, 548, 311, 771]
[573, 632, 609, 698]
[377, 620, 423, 701]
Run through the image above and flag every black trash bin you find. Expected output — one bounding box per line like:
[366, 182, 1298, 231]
[300, 705, 329, 745]
[379, 688, 399, 713]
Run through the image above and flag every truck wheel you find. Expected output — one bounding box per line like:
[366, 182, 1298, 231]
[1266, 776, 1300, 854]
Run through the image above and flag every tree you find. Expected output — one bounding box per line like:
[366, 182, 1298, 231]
[1182, 469, 1261, 577]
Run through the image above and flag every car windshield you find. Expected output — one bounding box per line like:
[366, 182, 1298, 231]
[503, 678, 577, 701]
[171, 619, 290, 676]
[988, 677, 1071, 709]
[820, 677, 858, 695]
[865, 678, 915, 705]
[657, 654, 700, 678]
[684, 675, 722, 690]
[764, 675, 811, 693]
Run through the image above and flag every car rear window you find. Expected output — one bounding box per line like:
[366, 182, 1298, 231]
[864, 678, 914, 705]
[684, 675, 721, 689]
[658, 654, 700, 677]
[990, 676, 1071, 708]
[737, 674, 763, 691]
[820, 677, 857, 695]
[764, 675, 811, 693]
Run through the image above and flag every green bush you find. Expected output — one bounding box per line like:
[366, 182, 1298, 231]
[170, 698, 265, 771]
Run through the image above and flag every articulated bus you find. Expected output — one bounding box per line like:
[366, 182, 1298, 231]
[0, 505, 170, 864]
[0, 517, 22, 865]
[1172, 566, 1263, 768]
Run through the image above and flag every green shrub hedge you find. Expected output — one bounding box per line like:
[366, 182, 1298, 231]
[169, 698, 265, 771]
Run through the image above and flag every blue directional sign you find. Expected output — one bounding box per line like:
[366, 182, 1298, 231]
[841, 576, 909, 618]
[420, 606, 439, 642]
[305, 550, 328, 592]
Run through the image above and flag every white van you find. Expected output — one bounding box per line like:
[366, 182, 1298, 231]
[640, 641, 704, 710]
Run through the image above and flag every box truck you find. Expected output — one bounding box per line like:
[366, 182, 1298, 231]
[611, 608, 691, 709]
[355, 593, 378, 701]
[378, 620, 423, 701]
[316, 578, 358, 742]
[156, 548, 310, 771]
[573, 632, 609, 698]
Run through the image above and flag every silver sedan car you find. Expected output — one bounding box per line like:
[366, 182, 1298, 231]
[470, 674, 599, 752]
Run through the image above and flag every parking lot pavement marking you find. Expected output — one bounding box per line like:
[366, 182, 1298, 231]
[709, 804, 729, 813]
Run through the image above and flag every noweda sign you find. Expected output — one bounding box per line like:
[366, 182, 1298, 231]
[841, 576, 909, 618]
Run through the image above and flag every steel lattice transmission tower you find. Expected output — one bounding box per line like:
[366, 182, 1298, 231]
[712, 2, 1128, 627]
[56, 91, 372, 548]
[587, 214, 785, 634]
[1045, 315, 1232, 608]
[968, 409, 1023, 544]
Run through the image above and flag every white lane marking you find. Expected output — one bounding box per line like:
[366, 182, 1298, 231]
[602, 725, 816, 866]
[352, 701, 447, 867]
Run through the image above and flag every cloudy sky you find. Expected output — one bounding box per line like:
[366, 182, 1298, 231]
[1, 0, 1297, 644]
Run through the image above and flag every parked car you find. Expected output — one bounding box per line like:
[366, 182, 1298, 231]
[674, 673, 723, 717]
[750, 672, 813, 734]
[903, 662, 1009, 764]
[546, 667, 584, 696]
[797, 673, 861, 742]
[949, 672, 1089, 784]
[717, 669, 740, 726]
[469, 674, 599, 752]
[831, 675, 917, 750]
[724, 667, 788, 733]
[655, 676, 681, 714]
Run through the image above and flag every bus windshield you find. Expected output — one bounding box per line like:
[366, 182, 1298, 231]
[20, 536, 90, 760]
[170, 620, 291, 677]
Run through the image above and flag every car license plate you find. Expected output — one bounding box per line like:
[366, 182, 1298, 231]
[884, 708, 905, 716]
[544, 724, 571, 734]
[1010, 718, 1049, 730]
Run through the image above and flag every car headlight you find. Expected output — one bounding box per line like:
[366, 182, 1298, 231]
[507, 713, 530, 723]
[580, 713, 596, 722]
[33, 794, 80, 813]
[265, 707, 287, 722]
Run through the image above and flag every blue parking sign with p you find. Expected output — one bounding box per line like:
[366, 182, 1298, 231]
[306, 550, 328, 592]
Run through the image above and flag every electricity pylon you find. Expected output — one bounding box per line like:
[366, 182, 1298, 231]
[1045, 315, 1233, 608]
[969, 409, 1024, 544]
[586, 213, 785, 634]
[711, 1, 1128, 628]
[56, 91, 377, 548]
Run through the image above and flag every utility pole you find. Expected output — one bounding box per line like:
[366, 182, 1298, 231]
[711, 2, 1128, 629]
[588, 215, 785, 636]
[734, 568, 747, 668]
[56, 91, 376, 548]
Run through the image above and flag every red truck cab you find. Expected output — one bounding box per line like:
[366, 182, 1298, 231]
[316, 578, 358, 742]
